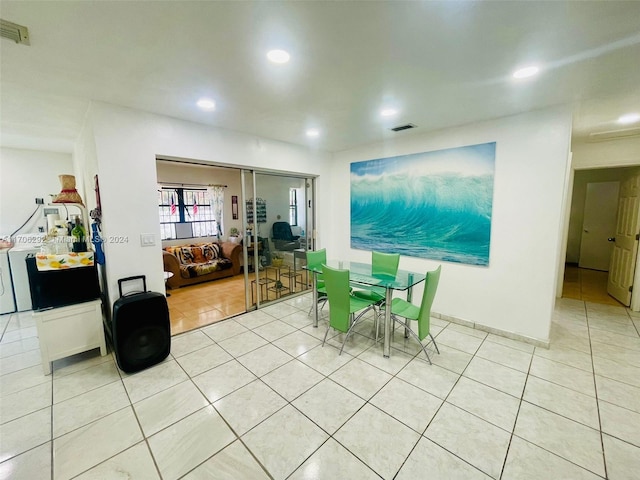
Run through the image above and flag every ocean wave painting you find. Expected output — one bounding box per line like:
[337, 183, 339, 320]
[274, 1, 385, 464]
[350, 142, 496, 266]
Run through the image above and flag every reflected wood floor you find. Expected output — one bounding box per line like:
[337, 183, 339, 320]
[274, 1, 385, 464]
[166, 270, 309, 335]
[562, 264, 624, 306]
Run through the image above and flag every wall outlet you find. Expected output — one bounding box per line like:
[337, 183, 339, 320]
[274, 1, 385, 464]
[35, 198, 44, 204]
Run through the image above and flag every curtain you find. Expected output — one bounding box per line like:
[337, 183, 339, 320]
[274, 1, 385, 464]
[208, 186, 224, 239]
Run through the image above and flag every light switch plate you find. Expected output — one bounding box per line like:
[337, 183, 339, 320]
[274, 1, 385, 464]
[140, 233, 156, 247]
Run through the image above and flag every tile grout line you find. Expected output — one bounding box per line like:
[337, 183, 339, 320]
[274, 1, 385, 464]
[498, 347, 534, 480]
[4, 295, 639, 478]
[227, 315, 373, 479]
[169, 338, 277, 480]
[509, 302, 609, 478]
[586, 301, 609, 480]
[240, 313, 418, 479]
[190, 304, 334, 479]
[401, 333, 494, 479]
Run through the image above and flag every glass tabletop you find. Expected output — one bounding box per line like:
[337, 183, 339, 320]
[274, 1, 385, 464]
[304, 259, 425, 291]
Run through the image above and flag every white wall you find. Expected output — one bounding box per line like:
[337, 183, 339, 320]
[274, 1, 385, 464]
[331, 107, 573, 343]
[572, 136, 640, 169]
[251, 173, 307, 240]
[87, 103, 331, 307]
[74, 118, 100, 217]
[0, 147, 74, 238]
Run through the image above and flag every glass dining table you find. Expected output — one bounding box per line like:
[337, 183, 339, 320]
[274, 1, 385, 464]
[304, 260, 426, 357]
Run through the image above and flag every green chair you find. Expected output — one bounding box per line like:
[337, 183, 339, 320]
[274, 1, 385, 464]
[322, 264, 378, 354]
[390, 265, 441, 364]
[306, 249, 328, 316]
[352, 251, 400, 339]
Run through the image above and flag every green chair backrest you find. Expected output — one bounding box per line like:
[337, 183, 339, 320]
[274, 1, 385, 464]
[372, 251, 400, 277]
[307, 249, 327, 283]
[322, 264, 351, 333]
[306, 249, 327, 271]
[417, 265, 442, 341]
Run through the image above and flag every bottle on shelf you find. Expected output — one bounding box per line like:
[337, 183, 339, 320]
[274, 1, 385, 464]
[71, 215, 87, 253]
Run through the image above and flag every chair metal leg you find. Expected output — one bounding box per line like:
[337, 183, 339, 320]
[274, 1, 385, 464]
[322, 323, 330, 347]
[391, 316, 432, 364]
[339, 313, 356, 355]
[308, 296, 327, 317]
[339, 307, 374, 355]
[372, 306, 382, 342]
[376, 301, 388, 342]
[430, 333, 440, 354]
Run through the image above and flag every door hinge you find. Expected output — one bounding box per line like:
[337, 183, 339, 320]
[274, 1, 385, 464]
[636, 233, 639, 241]
[630, 286, 633, 293]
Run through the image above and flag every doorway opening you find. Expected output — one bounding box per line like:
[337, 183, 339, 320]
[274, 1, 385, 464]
[156, 159, 316, 335]
[563, 166, 639, 307]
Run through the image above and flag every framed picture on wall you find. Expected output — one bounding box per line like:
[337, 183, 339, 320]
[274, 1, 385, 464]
[232, 195, 238, 219]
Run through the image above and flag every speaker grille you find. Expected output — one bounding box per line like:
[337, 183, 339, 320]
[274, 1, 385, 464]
[121, 325, 170, 367]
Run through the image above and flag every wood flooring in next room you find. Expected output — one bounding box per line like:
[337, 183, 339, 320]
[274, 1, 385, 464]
[166, 270, 309, 336]
[165, 275, 247, 336]
[562, 264, 624, 307]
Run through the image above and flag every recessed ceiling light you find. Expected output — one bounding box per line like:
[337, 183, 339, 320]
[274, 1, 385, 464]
[267, 49, 290, 64]
[618, 113, 640, 125]
[380, 108, 398, 117]
[196, 98, 216, 111]
[512, 66, 539, 79]
[306, 128, 320, 137]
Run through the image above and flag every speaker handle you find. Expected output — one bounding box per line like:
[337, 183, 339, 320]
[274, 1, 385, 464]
[118, 275, 147, 297]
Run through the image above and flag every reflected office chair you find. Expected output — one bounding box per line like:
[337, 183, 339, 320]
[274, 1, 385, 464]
[272, 221, 300, 251]
[389, 265, 441, 364]
[321, 264, 378, 354]
[352, 251, 400, 340]
[306, 249, 328, 317]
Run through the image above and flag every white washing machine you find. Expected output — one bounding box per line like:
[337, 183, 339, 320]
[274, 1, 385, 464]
[8, 234, 44, 312]
[0, 248, 16, 314]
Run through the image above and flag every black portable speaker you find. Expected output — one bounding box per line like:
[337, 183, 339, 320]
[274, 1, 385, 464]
[107, 275, 171, 373]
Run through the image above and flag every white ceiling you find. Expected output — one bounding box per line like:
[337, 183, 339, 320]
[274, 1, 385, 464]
[1, 1, 639, 154]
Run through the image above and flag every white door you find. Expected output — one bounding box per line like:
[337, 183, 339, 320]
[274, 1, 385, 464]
[579, 182, 620, 271]
[608, 174, 640, 306]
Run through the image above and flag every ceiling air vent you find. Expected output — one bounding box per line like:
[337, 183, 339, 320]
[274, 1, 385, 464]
[390, 123, 416, 132]
[1, 19, 30, 45]
[588, 127, 640, 142]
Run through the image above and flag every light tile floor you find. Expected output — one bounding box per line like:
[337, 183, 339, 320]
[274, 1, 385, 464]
[1, 295, 639, 479]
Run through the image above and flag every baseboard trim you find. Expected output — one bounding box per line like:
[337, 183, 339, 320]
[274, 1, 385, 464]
[433, 312, 550, 349]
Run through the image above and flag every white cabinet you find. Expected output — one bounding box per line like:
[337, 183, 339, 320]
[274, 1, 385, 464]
[33, 299, 106, 375]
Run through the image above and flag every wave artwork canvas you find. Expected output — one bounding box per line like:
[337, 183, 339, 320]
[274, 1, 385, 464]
[350, 142, 496, 266]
